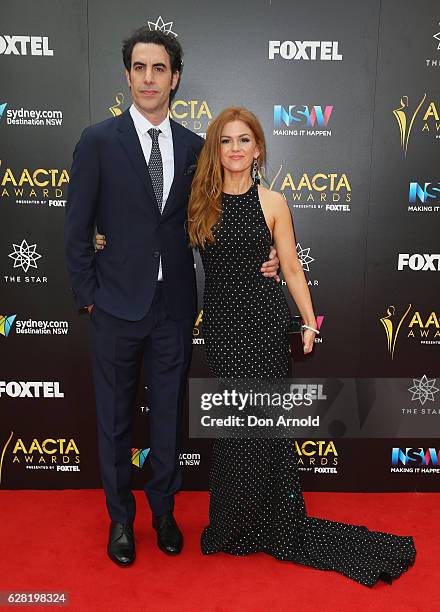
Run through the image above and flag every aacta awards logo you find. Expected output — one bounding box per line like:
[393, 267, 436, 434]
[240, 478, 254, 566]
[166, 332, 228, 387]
[170, 100, 212, 137]
[295, 440, 339, 474]
[0, 433, 80, 485]
[380, 304, 440, 359]
[393, 94, 440, 156]
[0, 160, 69, 207]
[269, 166, 351, 213]
[273, 105, 333, 137]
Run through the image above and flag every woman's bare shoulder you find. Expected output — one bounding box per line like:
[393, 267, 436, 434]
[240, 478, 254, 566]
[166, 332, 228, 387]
[258, 185, 288, 211]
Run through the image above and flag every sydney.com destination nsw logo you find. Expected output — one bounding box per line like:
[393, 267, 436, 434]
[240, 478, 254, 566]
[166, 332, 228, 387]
[0, 102, 63, 127]
[0, 312, 69, 337]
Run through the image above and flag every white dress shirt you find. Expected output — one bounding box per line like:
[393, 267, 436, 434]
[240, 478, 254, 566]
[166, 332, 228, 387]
[129, 104, 174, 280]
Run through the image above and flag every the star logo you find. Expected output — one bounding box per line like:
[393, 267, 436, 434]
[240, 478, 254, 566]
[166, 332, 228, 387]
[147, 16, 177, 37]
[296, 243, 314, 272]
[434, 23, 440, 50]
[8, 240, 42, 273]
[408, 375, 439, 406]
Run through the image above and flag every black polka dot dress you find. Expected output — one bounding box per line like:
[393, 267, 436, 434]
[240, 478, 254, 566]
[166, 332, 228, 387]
[199, 184, 416, 586]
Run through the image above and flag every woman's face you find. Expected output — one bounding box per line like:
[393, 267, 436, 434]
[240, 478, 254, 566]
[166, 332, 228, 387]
[219, 120, 260, 175]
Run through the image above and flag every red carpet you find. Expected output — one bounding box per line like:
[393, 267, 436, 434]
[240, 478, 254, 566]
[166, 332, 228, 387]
[0, 491, 436, 611]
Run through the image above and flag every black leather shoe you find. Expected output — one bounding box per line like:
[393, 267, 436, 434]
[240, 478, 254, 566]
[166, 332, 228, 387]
[152, 512, 183, 555]
[107, 521, 135, 567]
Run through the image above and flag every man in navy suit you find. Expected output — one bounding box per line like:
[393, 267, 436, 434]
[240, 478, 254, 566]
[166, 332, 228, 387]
[65, 27, 277, 567]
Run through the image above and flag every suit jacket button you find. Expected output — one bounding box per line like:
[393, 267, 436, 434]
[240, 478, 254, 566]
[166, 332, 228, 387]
[153, 251, 160, 258]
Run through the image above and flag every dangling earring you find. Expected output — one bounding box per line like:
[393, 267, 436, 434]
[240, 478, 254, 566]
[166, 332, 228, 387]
[251, 158, 260, 184]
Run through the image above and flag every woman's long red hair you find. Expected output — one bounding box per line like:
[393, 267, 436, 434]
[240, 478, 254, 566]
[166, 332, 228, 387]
[188, 107, 266, 247]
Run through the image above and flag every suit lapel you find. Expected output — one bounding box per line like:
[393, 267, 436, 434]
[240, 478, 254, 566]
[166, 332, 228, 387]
[162, 119, 188, 217]
[116, 110, 160, 219]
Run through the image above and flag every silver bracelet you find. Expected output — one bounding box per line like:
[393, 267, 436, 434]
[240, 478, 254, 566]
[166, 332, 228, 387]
[301, 324, 320, 335]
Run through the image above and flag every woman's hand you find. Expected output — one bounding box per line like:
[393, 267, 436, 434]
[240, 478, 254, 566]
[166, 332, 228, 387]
[302, 329, 315, 354]
[261, 246, 280, 281]
[95, 233, 106, 250]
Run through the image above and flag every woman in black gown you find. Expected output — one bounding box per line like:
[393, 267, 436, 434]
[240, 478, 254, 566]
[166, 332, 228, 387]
[96, 107, 416, 586]
[187, 107, 416, 586]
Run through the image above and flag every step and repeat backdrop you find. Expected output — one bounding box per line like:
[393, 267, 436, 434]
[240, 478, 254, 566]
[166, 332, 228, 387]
[1, 0, 439, 492]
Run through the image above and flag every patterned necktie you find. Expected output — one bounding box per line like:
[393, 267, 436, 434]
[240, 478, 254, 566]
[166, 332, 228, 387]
[147, 128, 163, 212]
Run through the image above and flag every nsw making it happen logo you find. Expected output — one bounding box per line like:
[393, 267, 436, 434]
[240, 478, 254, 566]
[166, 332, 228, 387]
[273, 105, 333, 136]
[407, 181, 440, 213]
[391, 447, 440, 474]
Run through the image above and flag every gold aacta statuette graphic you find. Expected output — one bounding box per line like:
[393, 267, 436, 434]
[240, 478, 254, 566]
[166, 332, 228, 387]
[393, 94, 426, 156]
[109, 93, 125, 117]
[380, 304, 412, 360]
[0, 431, 13, 486]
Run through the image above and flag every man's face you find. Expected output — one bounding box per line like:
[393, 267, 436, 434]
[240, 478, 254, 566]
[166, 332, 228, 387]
[125, 42, 179, 120]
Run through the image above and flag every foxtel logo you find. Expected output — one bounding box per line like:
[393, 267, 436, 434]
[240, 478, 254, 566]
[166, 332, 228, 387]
[269, 40, 342, 61]
[398, 254, 440, 271]
[0, 35, 53, 56]
[0, 381, 64, 398]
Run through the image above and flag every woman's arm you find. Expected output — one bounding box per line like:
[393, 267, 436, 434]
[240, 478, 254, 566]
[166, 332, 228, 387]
[261, 189, 318, 354]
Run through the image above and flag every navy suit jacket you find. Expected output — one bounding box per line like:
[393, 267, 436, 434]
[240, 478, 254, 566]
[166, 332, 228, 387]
[65, 110, 204, 321]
